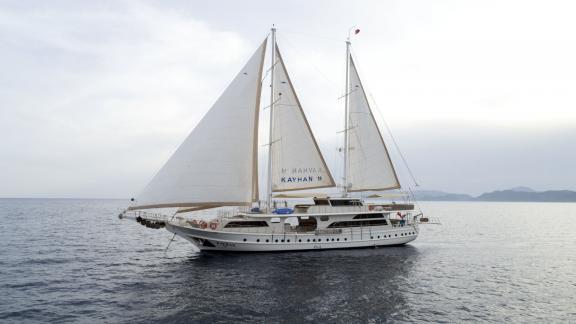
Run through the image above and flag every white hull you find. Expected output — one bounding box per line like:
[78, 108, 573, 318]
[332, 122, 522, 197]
[166, 222, 418, 252]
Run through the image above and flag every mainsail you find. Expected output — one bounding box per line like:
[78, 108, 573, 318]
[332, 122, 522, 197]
[130, 40, 267, 210]
[270, 44, 335, 191]
[346, 56, 400, 191]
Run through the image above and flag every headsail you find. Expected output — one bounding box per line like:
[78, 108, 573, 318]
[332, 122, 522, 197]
[130, 40, 267, 210]
[346, 56, 400, 191]
[270, 44, 336, 192]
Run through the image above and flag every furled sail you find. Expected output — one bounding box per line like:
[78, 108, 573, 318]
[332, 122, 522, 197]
[270, 44, 335, 191]
[346, 56, 400, 191]
[129, 40, 267, 210]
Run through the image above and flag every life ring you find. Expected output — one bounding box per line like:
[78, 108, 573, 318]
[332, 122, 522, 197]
[209, 222, 218, 230]
[198, 220, 208, 229]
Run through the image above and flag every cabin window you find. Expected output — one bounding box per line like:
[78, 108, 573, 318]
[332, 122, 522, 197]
[313, 198, 330, 205]
[329, 199, 362, 206]
[224, 221, 269, 228]
[326, 219, 388, 228]
[296, 217, 318, 232]
[353, 213, 384, 219]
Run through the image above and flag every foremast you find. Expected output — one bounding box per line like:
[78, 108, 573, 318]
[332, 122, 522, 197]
[266, 27, 277, 211]
[342, 37, 351, 197]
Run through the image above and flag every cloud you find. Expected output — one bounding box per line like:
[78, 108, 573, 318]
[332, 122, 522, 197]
[1, 0, 575, 198]
[0, 1, 251, 197]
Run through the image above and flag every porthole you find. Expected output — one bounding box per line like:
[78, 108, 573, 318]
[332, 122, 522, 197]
[377, 236, 380, 239]
[275, 239, 278, 242]
[266, 239, 269, 242]
[281, 239, 284, 242]
[395, 234, 397, 237]
[337, 238, 340, 241]
[307, 239, 310, 242]
[318, 239, 321, 242]
[371, 236, 374, 239]
[313, 239, 316, 242]
[256, 239, 260, 242]
[287, 239, 290, 243]
[243, 238, 247, 242]
[332, 238, 335, 241]
[344, 238, 348, 241]
[298, 239, 302, 242]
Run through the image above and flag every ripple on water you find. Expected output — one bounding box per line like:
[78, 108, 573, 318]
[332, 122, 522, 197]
[0, 200, 575, 323]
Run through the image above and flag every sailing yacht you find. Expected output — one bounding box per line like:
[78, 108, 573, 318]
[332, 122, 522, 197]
[121, 28, 424, 252]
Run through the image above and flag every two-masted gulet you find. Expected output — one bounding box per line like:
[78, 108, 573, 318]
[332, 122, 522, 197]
[120, 28, 424, 252]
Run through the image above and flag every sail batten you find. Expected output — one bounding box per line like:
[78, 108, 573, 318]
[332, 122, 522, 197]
[130, 40, 268, 210]
[270, 44, 336, 192]
[346, 56, 400, 191]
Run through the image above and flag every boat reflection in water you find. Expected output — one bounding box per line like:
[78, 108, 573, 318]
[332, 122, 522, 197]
[138, 246, 421, 322]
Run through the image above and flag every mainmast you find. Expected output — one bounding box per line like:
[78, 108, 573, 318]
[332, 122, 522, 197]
[342, 37, 351, 197]
[266, 26, 277, 210]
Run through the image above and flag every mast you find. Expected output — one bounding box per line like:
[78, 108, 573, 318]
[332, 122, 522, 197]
[267, 26, 276, 210]
[342, 38, 351, 197]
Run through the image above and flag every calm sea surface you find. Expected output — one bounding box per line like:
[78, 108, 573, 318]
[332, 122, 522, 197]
[0, 199, 574, 323]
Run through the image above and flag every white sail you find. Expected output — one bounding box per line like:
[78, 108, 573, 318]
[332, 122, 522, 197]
[270, 44, 336, 192]
[130, 40, 267, 210]
[347, 56, 400, 191]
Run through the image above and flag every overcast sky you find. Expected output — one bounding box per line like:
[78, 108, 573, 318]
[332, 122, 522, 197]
[1, 0, 575, 198]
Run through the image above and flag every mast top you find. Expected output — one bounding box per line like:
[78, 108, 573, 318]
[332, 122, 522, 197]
[347, 26, 360, 43]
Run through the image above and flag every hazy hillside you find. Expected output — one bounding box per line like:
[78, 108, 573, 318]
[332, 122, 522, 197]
[414, 187, 576, 202]
[476, 190, 576, 202]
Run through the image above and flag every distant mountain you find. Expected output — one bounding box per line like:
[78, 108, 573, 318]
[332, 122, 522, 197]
[476, 190, 576, 202]
[413, 188, 576, 202]
[508, 186, 536, 193]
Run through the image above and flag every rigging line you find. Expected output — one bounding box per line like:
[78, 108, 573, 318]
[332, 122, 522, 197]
[276, 34, 341, 90]
[164, 233, 177, 253]
[369, 92, 420, 187]
[347, 45, 419, 187]
[281, 29, 343, 42]
[165, 208, 180, 253]
[407, 186, 424, 216]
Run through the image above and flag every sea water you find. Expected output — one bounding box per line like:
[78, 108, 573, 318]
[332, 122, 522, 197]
[0, 199, 574, 323]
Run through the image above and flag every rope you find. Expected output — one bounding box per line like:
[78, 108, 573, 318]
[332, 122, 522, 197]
[346, 45, 419, 188]
[281, 29, 342, 43]
[276, 34, 341, 89]
[368, 92, 420, 188]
